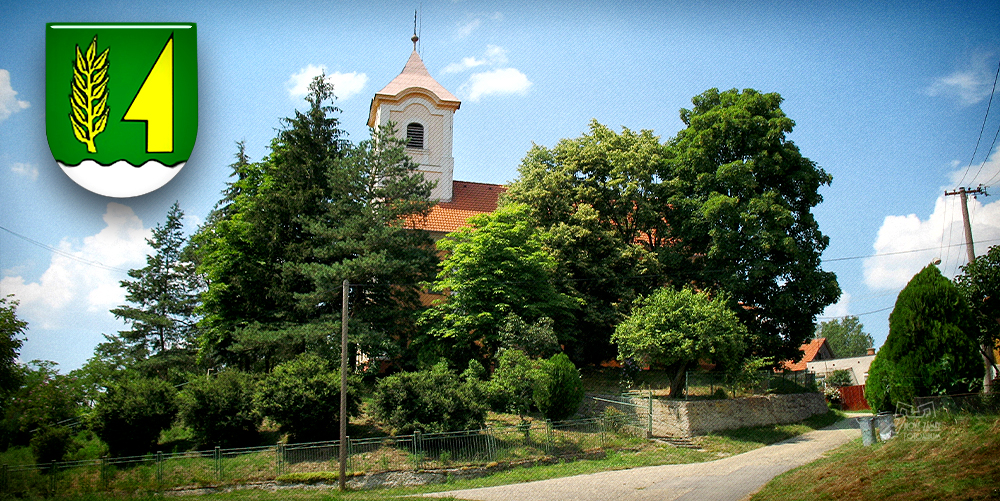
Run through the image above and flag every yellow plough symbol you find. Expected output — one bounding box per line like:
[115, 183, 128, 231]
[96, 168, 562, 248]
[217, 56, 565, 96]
[70, 35, 110, 154]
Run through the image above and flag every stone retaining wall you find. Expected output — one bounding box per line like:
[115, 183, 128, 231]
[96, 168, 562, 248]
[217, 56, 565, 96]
[588, 392, 828, 438]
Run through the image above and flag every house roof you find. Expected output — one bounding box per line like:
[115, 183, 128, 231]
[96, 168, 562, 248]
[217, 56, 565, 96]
[781, 337, 833, 372]
[411, 180, 506, 234]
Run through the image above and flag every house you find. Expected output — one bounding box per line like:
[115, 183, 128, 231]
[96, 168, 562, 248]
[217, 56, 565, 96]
[807, 348, 877, 386]
[780, 337, 835, 372]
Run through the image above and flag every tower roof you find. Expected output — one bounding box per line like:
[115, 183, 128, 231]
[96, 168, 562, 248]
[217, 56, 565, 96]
[368, 49, 460, 127]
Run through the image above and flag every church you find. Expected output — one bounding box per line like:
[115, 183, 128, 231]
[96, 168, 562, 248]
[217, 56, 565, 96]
[367, 33, 506, 240]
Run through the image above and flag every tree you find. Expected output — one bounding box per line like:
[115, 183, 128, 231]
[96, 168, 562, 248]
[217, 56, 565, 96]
[865, 265, 983, 411]
[612, 286, 746, 398]
[955, 244, 1000, 393]
[2, 361, 83, 448]
[487, 349, 550, 421]
[253, 353, 358, 441]
[815, 316, 874, 358]
[504, 124, 667, 363]
[178, 370, 260, 448]
[110, 202, 202, 377]
[0, 296, 26, 409]
[195, 74, 348, 369]
[422, 203, 579, 364]
[662, 88, 841, 363]
[92, 374, 178, 456]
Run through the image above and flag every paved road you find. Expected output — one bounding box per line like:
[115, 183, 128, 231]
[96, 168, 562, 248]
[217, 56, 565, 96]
[423, 419, 860, 501]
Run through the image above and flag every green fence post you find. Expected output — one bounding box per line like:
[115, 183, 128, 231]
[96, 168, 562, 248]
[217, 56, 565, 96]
[156, 451, 163, 490]
[276, 444, 283, 477]
[413, 431, 422, 470]
[214, 446, 221, 483]
[49, 460, 56, 495]
[647, 390, 654, 438]
[545, 420, 553, 456]
[345, 436, 352, 475]
[100, 456, 108, 492]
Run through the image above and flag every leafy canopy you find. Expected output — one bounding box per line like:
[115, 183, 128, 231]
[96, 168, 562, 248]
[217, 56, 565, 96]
[815, 316, 874, 358]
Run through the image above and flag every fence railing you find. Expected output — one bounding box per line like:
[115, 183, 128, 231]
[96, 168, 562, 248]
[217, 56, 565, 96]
[0, 416, 647, 498]
[684, 371, 817, 399]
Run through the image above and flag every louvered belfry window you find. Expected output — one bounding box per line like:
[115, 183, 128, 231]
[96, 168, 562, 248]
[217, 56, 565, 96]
[406, 122, 424, 149]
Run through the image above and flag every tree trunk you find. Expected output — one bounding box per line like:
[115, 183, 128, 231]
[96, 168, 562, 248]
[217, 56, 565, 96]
[669, 363, 688, 399]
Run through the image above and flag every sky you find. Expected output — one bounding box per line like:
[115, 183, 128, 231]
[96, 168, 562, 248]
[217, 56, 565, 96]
[2, 0, 1000, 371]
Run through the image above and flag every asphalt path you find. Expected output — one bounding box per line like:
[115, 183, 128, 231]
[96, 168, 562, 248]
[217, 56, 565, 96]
[422, 418, 861, 501]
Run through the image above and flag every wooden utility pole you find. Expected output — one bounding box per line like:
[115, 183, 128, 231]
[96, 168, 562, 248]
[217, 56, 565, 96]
[339, 279, 348, 490]
[945, 185, 992, 394]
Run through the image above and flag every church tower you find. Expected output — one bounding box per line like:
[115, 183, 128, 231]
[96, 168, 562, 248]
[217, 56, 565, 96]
[368, 34, 460, 202]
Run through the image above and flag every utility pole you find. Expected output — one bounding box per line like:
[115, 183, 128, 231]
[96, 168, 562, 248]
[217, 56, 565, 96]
[945, 185, 992, 394]
[339, 279, 348, 490]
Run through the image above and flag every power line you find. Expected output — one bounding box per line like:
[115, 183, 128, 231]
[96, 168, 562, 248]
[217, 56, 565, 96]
[0, 225, 131, 273]
[959, 56, 1000, 186]
[822, 237, 1000, 263]
[816, 306, 893, 320]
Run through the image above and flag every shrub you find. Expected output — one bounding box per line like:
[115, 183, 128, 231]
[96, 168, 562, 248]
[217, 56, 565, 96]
[538, 353, 584, 420]
[29, 425, 72, 464]
[487, 349, 550, 418]
[371, 360, 488, 433]
[178, 369, 260, 448]
[92, 374, 178, 457]
[254, 353, 358, 442]
[825, 369, 854, 388]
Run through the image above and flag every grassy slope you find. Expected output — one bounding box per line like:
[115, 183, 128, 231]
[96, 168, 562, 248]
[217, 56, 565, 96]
[750, 414, 1000, 501]
[55, 411, 843, 501]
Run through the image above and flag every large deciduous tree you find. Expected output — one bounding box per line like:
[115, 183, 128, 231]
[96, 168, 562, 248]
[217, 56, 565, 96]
[0, 296, 26, 409]
[504, 123, 665, 364]
[954, 244, 1000, 393]
[661, 88, 840, 362]
[421, 203, 579, 364]
[865, 265, 983, 411]
[815, 316, 874, 358]
[612, 286, 746, 398]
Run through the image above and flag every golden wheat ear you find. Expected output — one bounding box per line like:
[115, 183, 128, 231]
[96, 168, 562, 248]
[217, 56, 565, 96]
[70, 34, 109, 154]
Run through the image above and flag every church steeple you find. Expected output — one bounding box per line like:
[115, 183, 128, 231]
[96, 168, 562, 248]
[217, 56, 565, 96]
[368, 33, 460, 202]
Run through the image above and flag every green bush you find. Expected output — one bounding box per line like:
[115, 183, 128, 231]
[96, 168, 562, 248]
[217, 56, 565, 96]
[487, 349, 550, 418]
[29, 425, 72, 464]
[254, 353, 358, 442]
[371, 360, 488, 433]
[825, 369, 854, 388]
[538, 353, 584, 420]
[92, 374, 178, 457]
[178, 369, 260, 448]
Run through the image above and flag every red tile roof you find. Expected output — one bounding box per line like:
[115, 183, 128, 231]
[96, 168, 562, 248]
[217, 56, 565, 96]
[781, 337, 831, 372]
[412, 180, 506, 234]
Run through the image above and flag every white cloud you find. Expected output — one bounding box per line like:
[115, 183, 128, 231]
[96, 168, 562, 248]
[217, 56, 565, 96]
[456, 18, 482, 38]
[10, 162, 37, 181]
[0, 69, 30, 123]
[864, 191, 1000, 290]
[443, 45, 509, 74]
[287, 65, 368, 101]
[460, 67, 533, 102]
[0, 203, 150, 329]
[821, 291, 852, 318]
[926, 54, 996, 106]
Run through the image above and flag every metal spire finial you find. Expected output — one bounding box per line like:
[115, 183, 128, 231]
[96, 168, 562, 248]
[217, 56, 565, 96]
[412, 10, 419, 50]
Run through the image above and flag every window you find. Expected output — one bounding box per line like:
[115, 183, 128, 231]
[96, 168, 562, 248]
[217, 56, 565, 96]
[406, 122, 424, 149]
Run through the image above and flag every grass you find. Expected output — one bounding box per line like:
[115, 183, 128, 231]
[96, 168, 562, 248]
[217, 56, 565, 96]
[32, 411, 847, 500]
[750, 413, 1000, 501]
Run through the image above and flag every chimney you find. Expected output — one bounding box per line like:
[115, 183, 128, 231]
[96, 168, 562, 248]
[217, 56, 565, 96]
[867, 348, 875, 356]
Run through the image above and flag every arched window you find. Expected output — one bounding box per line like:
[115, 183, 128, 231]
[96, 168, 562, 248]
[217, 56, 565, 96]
[406, 122, 424, 149]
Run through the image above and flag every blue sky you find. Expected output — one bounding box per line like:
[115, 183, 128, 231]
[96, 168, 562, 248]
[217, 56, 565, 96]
[2, 0, 999, 371]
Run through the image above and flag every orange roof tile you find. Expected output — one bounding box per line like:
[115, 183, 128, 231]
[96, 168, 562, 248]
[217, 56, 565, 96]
[781, 337, 830, 372]
[410, 180, 506, 234]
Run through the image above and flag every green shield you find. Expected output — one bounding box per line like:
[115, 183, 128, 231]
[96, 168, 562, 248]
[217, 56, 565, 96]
[46, 23, 197, 172]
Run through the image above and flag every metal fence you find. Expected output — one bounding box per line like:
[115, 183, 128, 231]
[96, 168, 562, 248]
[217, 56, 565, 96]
[684, 371, 817, 399]
[0, 416, 647, 498]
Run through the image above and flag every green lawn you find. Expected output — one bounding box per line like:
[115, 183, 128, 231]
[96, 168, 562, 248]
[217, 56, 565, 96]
[750, 413, 1000, 501]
